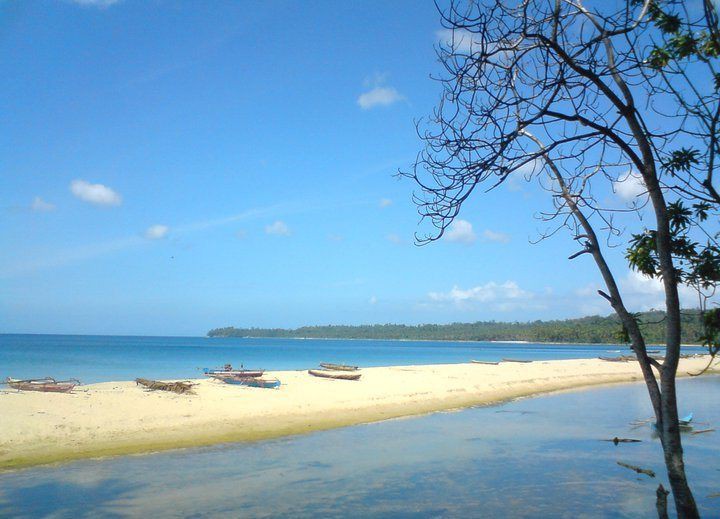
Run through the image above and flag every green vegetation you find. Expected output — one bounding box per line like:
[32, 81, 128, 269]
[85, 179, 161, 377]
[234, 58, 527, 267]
[208, 310, 706, 344]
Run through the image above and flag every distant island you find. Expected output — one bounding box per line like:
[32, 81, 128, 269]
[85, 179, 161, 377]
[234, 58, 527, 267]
[208, 310, 706, 345]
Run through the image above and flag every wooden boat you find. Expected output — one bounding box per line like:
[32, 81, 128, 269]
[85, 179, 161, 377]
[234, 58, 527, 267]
[212, 375, 281, 389]
[136, 378, 195, 394]
[5, 377, 79, 393]
[471, 360, 500, 365]
[319, 362, 359, 371]
[203, 365, 264, 378]
[308, 369, 361, 381]
[501, 358, 533, 363]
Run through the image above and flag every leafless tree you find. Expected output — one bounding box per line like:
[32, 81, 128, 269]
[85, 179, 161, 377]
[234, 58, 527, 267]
[403, 1, 720, 517]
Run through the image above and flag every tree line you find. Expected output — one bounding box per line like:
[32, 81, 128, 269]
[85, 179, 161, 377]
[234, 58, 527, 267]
[208, 310, 706, 344]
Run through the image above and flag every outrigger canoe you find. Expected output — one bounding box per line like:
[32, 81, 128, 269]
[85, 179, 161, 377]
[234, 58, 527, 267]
[211, 374, 281, 389]
[471, 360, 500, 365]
[4, 377, 80, 393]
[308, 369, 361, 381]
[319, 362, 359, 371]
[203, 365, 264, 378]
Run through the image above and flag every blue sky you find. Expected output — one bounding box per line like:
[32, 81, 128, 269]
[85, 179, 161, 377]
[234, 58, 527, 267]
[0, 0, 699, 335]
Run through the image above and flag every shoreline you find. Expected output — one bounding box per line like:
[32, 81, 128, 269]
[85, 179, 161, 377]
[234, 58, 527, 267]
[1, 357, 716, 472]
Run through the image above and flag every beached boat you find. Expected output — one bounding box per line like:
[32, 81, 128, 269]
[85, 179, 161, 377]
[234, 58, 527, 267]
[501, 358, 533, 363]
[319, 362, 359, 371]
[203, 365, 264, 378]
[4, 377, 80, 393]
[212, 375, 281, 389]
[471, 360, 500, 365]
[308, 369, 361, 381]
[679, 412, 693, 427]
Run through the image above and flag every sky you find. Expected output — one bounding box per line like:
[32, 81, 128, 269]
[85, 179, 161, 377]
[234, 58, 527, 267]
[0, 0, 705, 336]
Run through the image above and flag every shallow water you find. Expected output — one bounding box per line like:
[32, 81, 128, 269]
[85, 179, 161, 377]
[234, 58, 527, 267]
[0, 334, 706, 383]
[0, 377, 717, 518]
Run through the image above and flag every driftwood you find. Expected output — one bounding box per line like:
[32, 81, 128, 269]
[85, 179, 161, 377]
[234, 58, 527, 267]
[617, 461, 656, 478]
[599, 355, 635, 362]
[600, 354, 665, 362]
[690, 428, 715, 435]
[135, 378, 195, 394]
[601, 437, 642, 445]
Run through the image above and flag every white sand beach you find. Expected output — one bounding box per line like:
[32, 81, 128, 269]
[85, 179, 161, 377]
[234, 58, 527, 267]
[1, 356, 717, 471]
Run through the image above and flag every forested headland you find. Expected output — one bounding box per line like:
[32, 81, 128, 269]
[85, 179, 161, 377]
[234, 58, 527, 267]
[207, 310, 706, 344]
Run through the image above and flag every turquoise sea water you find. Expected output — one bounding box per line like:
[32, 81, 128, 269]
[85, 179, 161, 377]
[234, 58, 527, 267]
[0, 376, 718, 518]
[0, 334, 707, 384]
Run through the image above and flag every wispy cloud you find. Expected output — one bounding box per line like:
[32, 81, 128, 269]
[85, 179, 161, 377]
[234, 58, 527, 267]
[69, 0, 122, 7]
[482, 229, 510, 243]
[70, 179, 122, 206]
[2, 236, 145, 279]
[31, 196, 56, 212]
[3, 205, 281, 278]
[386, 233, 404, 245]
[444, 219, 476, 244]
[265, 220, 291, 236]
[145, 224, 169, 240]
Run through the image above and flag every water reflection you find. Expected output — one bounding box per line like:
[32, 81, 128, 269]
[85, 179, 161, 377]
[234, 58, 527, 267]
[1, 377, 718, 518]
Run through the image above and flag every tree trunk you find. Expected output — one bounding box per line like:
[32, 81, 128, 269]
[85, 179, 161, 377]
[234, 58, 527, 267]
[659, 372, 700, 518]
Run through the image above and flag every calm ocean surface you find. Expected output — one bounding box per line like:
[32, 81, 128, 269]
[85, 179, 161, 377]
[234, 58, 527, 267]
[0, 376, 718, 518]
[0, 334, 707, 383]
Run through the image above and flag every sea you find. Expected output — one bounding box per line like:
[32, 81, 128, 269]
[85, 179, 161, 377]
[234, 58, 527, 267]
[0, 334, 707, 383]
[0, 334, 717, 518]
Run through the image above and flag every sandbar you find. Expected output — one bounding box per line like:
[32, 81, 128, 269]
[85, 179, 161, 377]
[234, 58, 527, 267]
[1, 356, 716, 471]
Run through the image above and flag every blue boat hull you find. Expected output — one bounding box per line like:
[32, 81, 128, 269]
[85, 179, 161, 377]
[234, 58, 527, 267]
[217, 376, 281, 389]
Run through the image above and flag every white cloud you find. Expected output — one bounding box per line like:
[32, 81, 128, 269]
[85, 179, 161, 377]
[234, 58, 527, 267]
[265, 220, 290, 236]
[31, 196, 55, 212]
[429, 281, 536, 311]
[70, 179, 122, 206]
[613, 171, 646, 201]
[69, 0, 121, 7]
[482, 229, 510, 243]
[436, 28, 482, 53]
[575, 270, 701, 313]
[444, 219, 476, 244]
[369, 296, 378, 305]
[357, 87, 404, 109]
[145, 224, 169, 240]
[379, 198, 393, 208]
